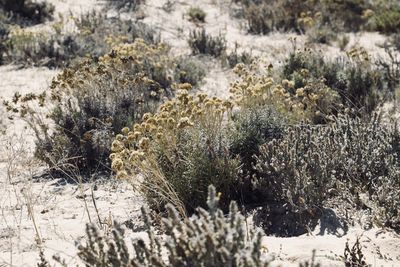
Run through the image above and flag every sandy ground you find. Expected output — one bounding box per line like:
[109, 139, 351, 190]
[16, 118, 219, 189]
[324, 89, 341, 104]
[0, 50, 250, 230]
[0, 0, 399, 266]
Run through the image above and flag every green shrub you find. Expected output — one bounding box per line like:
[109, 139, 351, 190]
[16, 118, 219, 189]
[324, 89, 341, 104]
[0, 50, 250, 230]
[234, 0, 400, 38]
[188, 7, 206, 23]
[188, 29, 227, 58]
[3, 26, 79, 67]
[156, 128, 240, 213]
[174, 56, 206, 88]
[367, 1, 400, 34]
[230, 106, 283, 171]
[242, 0, 303, 34]
[69, 185, 270, 267]
[372, 169, 400, 231]
[389, 33, 400, 51]
[305, 23, 336, 44]
[229, 106, 284, 201]
[375, 47, 400, 93]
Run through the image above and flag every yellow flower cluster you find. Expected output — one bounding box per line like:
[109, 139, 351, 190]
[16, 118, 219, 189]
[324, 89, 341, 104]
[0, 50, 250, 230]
[105, 34, 129, 48]
[110, 58, 341, 179]
[230, 63, 340, 122]
[231, 63, 308, 116]
[7, 26, 48, 52]
[110, 86, 234, 177]
[298, 11, 317, 28]
[230, 63, 276, 108]
[50, 38, 170, 101]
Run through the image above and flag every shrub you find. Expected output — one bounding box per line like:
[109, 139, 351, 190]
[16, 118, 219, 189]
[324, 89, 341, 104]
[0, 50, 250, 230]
[174, 56, 206, 88]
[188, 29, 227, 58]
[338, 34, 350, 51]
[233, 0, 400, 37]
[229, 106, 284, 202]
[103, 0, 143, 10]
[188, 7, 206, 23]
[0, 0, 54, 25]
[375, 47, 400, 94]
[367, 1, 400, 34]
[234, 0, 371, 35]
[390, 33, 400, 52]
[230, 63, 341, 123]
[230, 106, 284, 173]
[282, 49, 385, 115]
[5, 39, 179, 178]
[70, 185, 270, 267]
[234, 0, 400, 36]
[344, 238, 368, 267]
[226, 44, 253, 68]
[3, 25, 74, 67]
[111, 88, 240, 215]
[253, 114, 400, 234]
[0, 11, 9, 64]
[304, 21, 336, 44]
[1, 11, 158, 68]
[71, 11, 159, 56]
[241, 0, 305, 34]
[371, 169, 400, 231]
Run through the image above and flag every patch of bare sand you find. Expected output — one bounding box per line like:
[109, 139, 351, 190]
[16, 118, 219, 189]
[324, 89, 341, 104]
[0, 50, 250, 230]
[46, 0, 102, 17]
